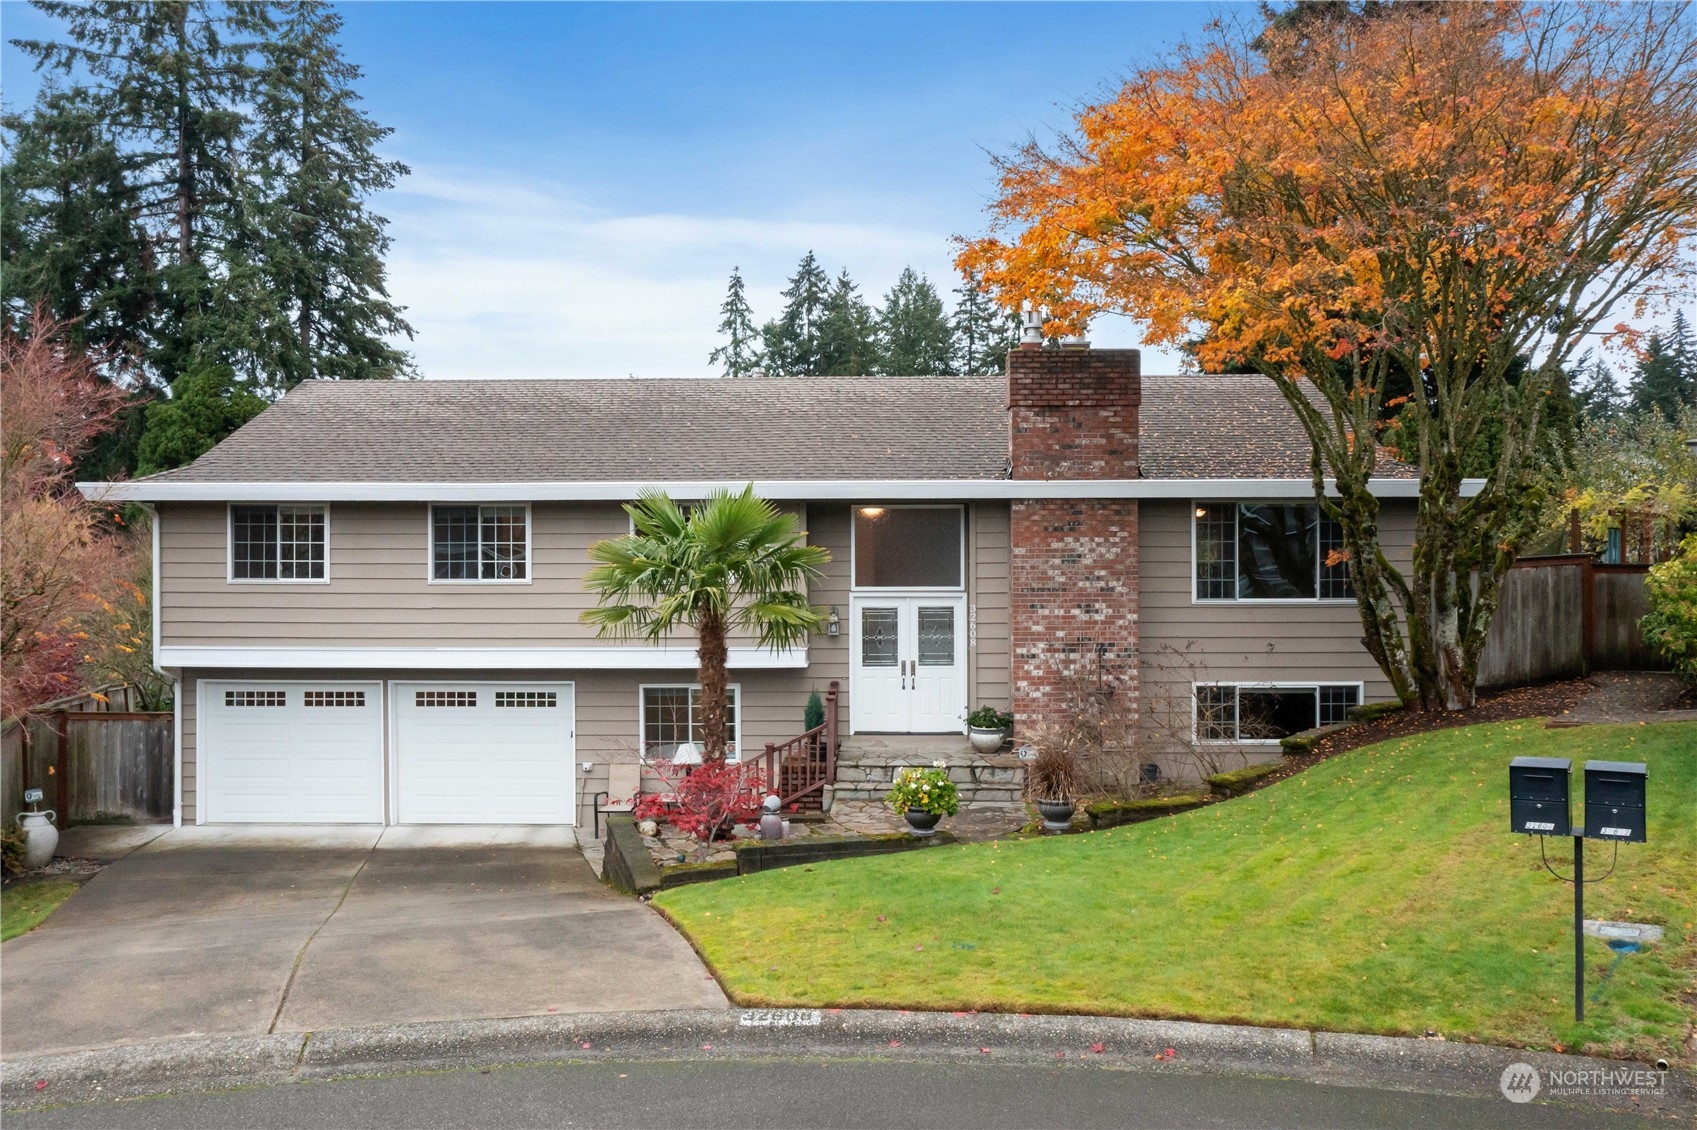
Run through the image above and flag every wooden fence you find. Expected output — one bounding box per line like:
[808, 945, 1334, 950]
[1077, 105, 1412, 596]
[1, 687, 172, 826]
[1478, 555, 1666, 690]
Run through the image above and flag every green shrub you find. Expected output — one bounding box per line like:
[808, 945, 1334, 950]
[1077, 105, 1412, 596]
[804, 689, 825, 732]
[1, 824, 27, 877]
[966, 705, 1014, 730]
[1641, 534, 1697, 682]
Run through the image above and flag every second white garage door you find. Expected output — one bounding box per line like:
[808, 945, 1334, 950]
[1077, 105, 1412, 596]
[393, 682, 576, 824]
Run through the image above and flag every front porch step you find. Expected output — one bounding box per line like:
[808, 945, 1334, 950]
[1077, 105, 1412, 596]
[834, 734, 1027, 808]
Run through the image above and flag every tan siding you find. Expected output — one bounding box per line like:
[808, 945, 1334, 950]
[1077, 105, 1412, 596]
[971, 502, 1011, 711]
[1138, 498, 1416, 708]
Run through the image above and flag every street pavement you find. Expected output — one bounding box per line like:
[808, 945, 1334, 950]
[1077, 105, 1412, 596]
[7, 1057, 1653, 1129]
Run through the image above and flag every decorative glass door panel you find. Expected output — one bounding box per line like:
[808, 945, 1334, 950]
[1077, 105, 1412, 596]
[850, 597, 967, 733]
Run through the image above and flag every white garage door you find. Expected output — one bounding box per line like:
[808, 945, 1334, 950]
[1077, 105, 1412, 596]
[201, 681, 384, 823]
[393, 682, 575, 824]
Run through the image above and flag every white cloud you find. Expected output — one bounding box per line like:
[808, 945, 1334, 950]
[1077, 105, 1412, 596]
[381, 162, 1191, 379]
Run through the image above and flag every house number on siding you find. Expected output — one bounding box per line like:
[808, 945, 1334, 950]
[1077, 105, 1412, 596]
[969, 603, 978, 650]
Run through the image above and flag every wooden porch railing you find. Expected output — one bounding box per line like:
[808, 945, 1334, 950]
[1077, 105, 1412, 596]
[763, 680, 839, 811]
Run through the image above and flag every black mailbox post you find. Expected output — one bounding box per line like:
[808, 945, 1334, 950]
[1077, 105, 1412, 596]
[1507, 754, 1650, 1024]
[1584, 761, 1647, 844]
[1509, 756, 1571, 836]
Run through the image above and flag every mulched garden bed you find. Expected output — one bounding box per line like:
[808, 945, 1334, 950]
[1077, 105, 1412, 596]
[1242, 677, 1595, 795]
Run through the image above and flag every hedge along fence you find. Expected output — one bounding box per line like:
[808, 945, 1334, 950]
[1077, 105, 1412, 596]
[1, 687, 173, 825]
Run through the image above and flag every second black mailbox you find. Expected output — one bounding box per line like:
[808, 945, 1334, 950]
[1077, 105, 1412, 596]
[1509, 756, 1571, 836]
[1585, 760, 1647, 844]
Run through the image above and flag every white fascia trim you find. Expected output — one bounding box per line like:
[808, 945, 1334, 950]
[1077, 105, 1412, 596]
[156, 645, 808, 671]
[81, 477, 1479, 502]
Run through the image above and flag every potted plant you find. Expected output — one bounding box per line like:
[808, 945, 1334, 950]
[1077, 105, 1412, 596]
[965, 705, 1013, 755]
[1024, 722, 1083, 833]
[885, 761, 960, 836]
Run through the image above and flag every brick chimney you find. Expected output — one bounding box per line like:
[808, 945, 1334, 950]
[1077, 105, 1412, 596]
[1007, 343, 1140, 479]
[1005, 342, 1141, 731]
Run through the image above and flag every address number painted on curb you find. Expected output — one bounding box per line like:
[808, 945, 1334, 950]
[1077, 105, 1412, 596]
[738, 1009, 823, 1027]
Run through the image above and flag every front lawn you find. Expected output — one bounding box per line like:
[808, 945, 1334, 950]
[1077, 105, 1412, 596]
[1, 880, 78, 942]
[656, 721, 1696, 1058]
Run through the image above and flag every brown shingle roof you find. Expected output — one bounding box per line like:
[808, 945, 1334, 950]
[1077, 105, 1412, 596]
[142, 371, 1413, 484]
[1138, 375, 1416, 479]
[151, 377, 1010, 483]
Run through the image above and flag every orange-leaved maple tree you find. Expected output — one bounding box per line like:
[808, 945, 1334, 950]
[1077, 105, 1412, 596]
[958, 2, 1697, 709]
[1, 308, 136, 720]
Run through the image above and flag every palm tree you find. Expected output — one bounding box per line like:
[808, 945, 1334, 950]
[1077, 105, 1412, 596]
[582, 487, 829, 762]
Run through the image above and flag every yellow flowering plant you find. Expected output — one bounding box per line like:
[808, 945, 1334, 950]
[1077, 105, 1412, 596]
[885, 762, 960, 817]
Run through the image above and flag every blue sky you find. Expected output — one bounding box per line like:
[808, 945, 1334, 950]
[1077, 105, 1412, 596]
[3, 2, 1221, 378]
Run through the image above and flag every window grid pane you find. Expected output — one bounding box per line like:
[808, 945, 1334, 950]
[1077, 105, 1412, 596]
[225, 689, 286, 708]
[433, 506, 479, 580]
[1318, 513, 1354, 599]
[415, 690, 476, 707]
[480, 506, 527, 580]
[1196, 686, 1237, 741]
[276, 505, 326, 580]
[1319, 685, 1360, 726]
[1194, 504, 1236, 600]
[231, 505, 279, 579]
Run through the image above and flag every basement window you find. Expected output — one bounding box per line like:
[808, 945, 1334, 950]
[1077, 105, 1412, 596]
[1193, 503, 1353, 601]
[641, 684, 741, 762]
[1195, 684, 1361, 743]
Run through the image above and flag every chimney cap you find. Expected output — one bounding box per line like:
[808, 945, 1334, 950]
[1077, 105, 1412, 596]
[1020, 307, 1044, 349]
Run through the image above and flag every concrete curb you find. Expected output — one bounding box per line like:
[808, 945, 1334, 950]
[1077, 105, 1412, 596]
[4, 1008, 1688, 1117]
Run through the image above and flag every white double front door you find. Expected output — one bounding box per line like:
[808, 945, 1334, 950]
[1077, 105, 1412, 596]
[850, 596, 967, 733]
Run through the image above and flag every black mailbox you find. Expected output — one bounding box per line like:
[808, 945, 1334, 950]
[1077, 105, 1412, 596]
[1584, 760, 1647, 844]
[1509, 756, 1571, 836]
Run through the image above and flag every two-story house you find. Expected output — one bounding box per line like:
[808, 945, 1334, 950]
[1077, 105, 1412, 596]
[85, 342, 1427, 829]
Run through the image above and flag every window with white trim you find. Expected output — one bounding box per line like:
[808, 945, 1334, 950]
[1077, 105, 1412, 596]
[1196, 684, 1361, 742]
[1194, 503, 1352, 601]
[231, 505, 326, 580]
[431, 505, 528, 581]
[641, 685, 740, 761]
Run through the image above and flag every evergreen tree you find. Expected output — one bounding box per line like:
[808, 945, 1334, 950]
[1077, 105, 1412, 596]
[760, 251, 830, 376]
[817, 269, 878, 375]
[238, 0, 413, 391]
[1, 84, 157, 361]
[876, 267, 954, 376]
[951, 271, 1019, 375]
[707, 266, 761, 377]
[1630, 317, 1697, 422]
[135, 363, 267, 476]
[1571, 352, 1626, 423]
[14, 0, 269, 382]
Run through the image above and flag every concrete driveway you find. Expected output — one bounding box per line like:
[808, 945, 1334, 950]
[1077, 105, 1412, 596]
[0, 826, 727, 1058]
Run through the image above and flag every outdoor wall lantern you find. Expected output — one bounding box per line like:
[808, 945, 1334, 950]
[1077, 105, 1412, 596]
[1507, 756, 1649, 1022]
[827, 606, 840, 636]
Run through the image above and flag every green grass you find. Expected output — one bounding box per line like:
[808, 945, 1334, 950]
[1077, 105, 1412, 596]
[657, 721, 1697, 1058]
[1, 879, 78, 941]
